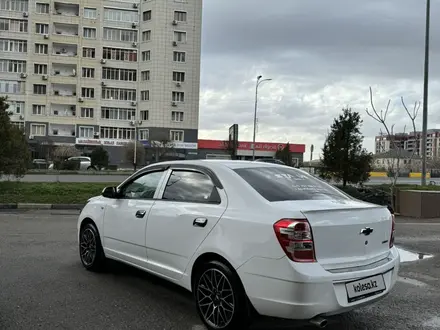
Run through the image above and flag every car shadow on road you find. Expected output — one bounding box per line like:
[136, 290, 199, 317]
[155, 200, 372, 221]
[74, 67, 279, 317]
[102, 259, 358, 330]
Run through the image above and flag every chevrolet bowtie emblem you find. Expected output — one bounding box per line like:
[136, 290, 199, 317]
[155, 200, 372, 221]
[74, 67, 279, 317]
[360, 227, 374, 236]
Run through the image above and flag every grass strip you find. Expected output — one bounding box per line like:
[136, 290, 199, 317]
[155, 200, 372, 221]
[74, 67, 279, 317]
[0, 182, 114, 204]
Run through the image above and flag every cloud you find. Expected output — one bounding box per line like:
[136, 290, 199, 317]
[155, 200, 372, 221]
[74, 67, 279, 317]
[198, 0, 440, 159]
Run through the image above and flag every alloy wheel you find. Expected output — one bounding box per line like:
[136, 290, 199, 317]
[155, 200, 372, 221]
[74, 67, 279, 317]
[196, 268, 235, 329]
[80, 228, 97, 266]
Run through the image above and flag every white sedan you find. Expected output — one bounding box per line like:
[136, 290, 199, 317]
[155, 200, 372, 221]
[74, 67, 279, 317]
[77, 160, 399, 329]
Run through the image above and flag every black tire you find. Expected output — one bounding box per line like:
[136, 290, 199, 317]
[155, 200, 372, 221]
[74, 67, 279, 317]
[79, 222, 106, 272]
[193, 260, 251, 330]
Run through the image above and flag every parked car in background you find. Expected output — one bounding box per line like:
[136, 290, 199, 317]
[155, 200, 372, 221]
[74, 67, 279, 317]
[254, 158, 286, 165]
[48, 156, 96, 171]
[77, 160, 399, 330]
[32, 158, 52, 170]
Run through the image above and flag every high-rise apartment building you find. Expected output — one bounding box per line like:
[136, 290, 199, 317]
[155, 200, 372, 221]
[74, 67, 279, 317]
[375, 129, 440, 159]
[0, 0, 202, 163]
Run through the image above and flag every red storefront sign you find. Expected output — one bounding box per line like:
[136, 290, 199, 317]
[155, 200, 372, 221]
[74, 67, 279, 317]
[197, 139, 306, 153]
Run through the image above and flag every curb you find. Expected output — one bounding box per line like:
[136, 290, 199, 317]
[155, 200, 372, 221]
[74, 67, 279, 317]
[0, 203, 84, 210]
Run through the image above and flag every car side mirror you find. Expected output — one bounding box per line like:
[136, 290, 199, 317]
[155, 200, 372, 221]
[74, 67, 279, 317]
[102, 186, 117, 199]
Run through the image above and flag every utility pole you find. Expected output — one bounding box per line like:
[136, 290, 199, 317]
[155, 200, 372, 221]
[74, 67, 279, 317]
[252, 75, 272, 160]
[421, 0, 430, 186]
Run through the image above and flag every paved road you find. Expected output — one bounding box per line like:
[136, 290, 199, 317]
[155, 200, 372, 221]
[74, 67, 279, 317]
[0, 211, 439, 329]
[3, 174, 440, 185]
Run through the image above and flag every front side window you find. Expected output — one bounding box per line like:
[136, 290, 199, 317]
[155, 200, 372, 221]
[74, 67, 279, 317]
[233, 167, 351, 202]
[162, 170, 220, 203]
[120, 171, 165, 199]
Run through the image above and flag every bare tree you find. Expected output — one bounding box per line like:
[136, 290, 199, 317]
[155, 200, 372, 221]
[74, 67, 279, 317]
[366, 86, 421, 208]
[149, 132, 175, 162]
[125, 141, 146, 168]
[52, 145, 81, 160]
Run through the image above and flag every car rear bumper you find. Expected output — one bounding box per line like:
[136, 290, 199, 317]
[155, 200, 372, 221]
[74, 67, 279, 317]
[236, 247, 400, 320]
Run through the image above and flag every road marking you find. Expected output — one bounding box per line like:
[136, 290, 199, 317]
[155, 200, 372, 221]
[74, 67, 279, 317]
[423, 316, 440, 328]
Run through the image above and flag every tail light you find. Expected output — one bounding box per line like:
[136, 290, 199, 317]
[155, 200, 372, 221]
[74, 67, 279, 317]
[389, 214, 395, 248]
[273, 219, 316, 263]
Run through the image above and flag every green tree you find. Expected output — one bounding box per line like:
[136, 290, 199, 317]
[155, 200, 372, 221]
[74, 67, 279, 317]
[90, 146, 109, 170]
[320, 108, 373, 186]
[275, 143, 293, 166]
[0, 97, 31, 178]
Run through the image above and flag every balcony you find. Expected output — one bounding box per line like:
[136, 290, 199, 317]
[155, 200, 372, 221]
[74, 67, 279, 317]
[53, 23, 79, 38]
[49, 124, 76, 137]
[51, 83, 77, 97]
[51, 104, 77, 117]
[53, 3, 79, 16]
[52, 63, 77, 81]
[52, 43, 78, 58]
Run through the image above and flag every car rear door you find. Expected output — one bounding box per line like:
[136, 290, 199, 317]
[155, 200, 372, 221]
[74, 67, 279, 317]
[145, 167, 227, 280]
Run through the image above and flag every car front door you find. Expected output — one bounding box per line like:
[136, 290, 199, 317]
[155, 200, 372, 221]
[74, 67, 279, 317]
[102, 169, 167, 266]
[145, 168, 227, 280]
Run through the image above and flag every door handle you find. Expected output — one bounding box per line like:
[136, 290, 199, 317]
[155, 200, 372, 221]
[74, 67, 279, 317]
[135, 210, 147, 218]
[193, 217, 208, 228]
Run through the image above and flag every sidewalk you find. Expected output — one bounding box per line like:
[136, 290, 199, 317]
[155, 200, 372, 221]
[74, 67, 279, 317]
[396, 215, 440, 223]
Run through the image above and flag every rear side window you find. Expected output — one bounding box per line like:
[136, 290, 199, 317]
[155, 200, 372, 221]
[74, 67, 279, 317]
[233, 167, 350, 202]
[162, 170, 221, 204]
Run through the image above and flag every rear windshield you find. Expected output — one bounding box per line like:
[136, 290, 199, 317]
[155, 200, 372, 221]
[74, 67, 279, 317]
[233, 167, 351, 202]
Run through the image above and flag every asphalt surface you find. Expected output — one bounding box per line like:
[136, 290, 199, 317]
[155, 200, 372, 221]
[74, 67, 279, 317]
[3, 174, 440, 185]
[0, 211, 439, 330]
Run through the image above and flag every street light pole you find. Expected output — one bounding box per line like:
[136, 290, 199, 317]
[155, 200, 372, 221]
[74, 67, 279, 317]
[421, 0, 430, 186]
[252, 75, 272, 160]
[133, 120, 142, 171]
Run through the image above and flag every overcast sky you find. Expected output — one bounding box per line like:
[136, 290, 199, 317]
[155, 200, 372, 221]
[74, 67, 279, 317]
[197, 0, 440, 159]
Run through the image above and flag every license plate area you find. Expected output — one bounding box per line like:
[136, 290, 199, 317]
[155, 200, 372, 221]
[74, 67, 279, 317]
[345, 274, 386, 303]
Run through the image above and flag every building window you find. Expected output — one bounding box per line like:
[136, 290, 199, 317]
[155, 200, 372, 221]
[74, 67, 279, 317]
[33, 63, 47, 75]
[103, 28, 137, 42]
[7, 100, 24, 114]
[142, 30, 151, 42]
[30, 123, 46, 136]
[0, 38, 27, 53]
[83, 27, 96, 39]
[82, 47, 95, 58]
[141, 50, 150, 61]
[140, 90, 149, 101]
[172, 91, 184, 102]
[84, 8, 97, 19]
[12, 121, 25, 131]
[141, 70, 150, 81]
[0, 80, 23, 93]
[82, 67, 95, 78]
[171, 111, 184, 122]
[140, 110, 149, 121]
[35, 23, 49, 34]
[101, 107, 136, 120]
[174, 11, 187, 22]
[139, 129, 149, 140]
[81, 87, 95, 98]
[0, 0, 28, 11]
[142, 10, 151, 21]
[32, 104, 46, 115]
[33, 84, 46, 94]
[79, 126, 94, 138]
[0, 59, 26, 73]
[170, 130, 184, 142]
[100, 126, 135, 140]
[80, 107, 94, 118]
[102, 47, 137, 62]
[172, 71, 185, 82]
[104, 8, 138, 23]
[102, 67, 137, 81]
[34, 43, 48, 54]
[102, 87, 136, 101]
[36, 3, 49, 14]
[0, 18, 28, 33]
[174, 31, 186, 42]
[173, 51, 185, 62]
